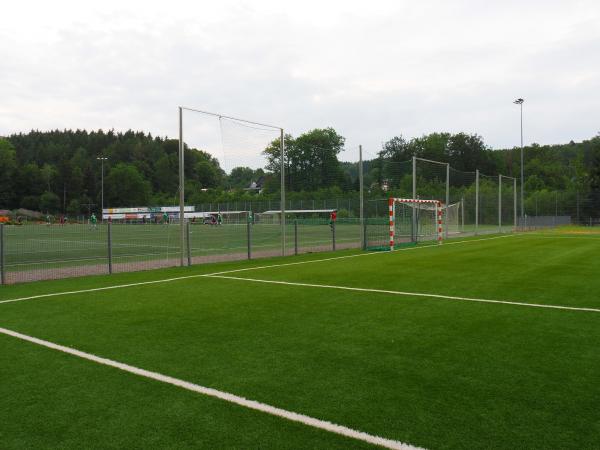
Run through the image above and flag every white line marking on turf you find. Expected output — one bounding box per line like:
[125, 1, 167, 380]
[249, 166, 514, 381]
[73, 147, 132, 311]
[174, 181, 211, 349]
[205, 234, 516, 277]
[0, 234, 515, 306]
[0, 327, 422, 450]
[205, 275, 600, 314]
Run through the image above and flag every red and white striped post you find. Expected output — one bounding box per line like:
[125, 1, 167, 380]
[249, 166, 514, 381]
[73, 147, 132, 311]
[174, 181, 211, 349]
[389, 197, 395, 251]
[436, 201, 443, 244]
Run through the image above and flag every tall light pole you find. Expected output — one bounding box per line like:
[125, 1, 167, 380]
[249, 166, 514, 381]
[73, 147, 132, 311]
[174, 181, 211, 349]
[96, 156, 108, 220]
[513, 98, 524, 221]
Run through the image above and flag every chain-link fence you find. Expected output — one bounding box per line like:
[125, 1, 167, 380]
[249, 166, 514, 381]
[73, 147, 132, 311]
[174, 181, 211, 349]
[4, 150, 597, 285]
[0, 214, 362, 284]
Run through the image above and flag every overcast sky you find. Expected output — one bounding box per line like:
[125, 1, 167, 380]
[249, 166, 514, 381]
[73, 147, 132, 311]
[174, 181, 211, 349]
[1, 0, 599, 169]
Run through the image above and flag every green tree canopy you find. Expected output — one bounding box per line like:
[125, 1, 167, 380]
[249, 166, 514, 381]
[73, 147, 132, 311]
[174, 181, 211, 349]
[105, 163, 151, 207]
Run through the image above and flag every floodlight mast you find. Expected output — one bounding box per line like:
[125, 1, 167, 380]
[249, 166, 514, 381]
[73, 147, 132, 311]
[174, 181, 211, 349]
[177, 107, 285, 266]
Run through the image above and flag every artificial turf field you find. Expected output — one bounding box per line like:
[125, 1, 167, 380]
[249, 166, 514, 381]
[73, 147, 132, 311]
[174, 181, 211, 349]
[1, 230, 600, 449]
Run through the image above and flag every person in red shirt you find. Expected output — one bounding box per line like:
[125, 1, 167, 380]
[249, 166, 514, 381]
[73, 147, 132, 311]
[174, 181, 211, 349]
[329, 210, 337, 229]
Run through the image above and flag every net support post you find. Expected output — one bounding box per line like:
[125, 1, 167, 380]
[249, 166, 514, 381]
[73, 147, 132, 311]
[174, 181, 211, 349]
[280, 128, 286, 257]
[294, 220, 298, 256]
[107, 222, 113, 275]
[0, 223, 5, 285]
[411, 156, 416, 242]
[359, 144, 365, 250]
[475, 169, 479, 235]
[445, 163, 450, 239]
[186, 220, 192, 266]
[332, 220, 336, 251]
[498, 175, 502, 233]
[514, 177, 518, 230]
[362, 219, 367, 251]
[247, 219, 252, 260]
[178, 106, 185, 267]
[460, 196, 465, 233]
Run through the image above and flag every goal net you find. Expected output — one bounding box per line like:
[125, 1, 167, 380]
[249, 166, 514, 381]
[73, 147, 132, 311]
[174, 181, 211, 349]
[365, 198, 444, 251]
[389, 198, 443, 249]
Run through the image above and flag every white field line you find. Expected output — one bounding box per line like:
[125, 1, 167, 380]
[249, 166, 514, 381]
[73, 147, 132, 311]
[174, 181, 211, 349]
[205, 275, 600, 314]
[0, 234, 515, 306]
[518, 234, 600, 240]
[0, 327, 422, 450]
[205, 234, 517, 277]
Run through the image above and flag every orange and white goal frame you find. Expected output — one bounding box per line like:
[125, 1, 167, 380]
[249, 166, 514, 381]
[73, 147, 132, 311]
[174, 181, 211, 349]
[388, 198, 444, 250]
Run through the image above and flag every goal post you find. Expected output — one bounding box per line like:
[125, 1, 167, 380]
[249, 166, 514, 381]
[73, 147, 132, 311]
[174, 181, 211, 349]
[389, 198, 443, 250]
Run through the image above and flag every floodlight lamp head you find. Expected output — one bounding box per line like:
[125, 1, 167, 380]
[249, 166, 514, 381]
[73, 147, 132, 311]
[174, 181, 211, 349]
[513, 98, 524, 104]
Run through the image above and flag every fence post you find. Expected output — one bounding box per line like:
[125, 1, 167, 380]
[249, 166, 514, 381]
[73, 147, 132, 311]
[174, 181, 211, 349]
[332, 220, 336, 251]
[294, 219, 298, 256]
[362, 219, 367, 250]
[247, 219, 252, 260]
[445, 163, 450, 239]
[498, 175, 502, 233]
[107, 222, 113, 274]
[359, 145, 364, 250]
[186, 220, 192, 266]
[460, 196, 465, 233]
[412, 156, 417, 242]
[0, 224, 5, 285]
[513, 177, 517, 230]
[475, 169, 479, 235]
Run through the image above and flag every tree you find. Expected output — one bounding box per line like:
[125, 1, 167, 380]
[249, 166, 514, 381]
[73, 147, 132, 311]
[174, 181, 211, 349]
[228, 167, 256, 189]
[262, 128, 345, 192]
[67, 198, 81, 216]
[196, 160, 221, 188]
[39, 191, 61, 213]
[104, 163, 151, 207]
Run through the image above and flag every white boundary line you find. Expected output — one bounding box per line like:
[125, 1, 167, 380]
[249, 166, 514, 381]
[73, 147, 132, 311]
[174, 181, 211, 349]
[517, 234, 600, 240]
[0, 234, 516, 306]
[0, 326, 422, 450]
[205, 275, 600, 314]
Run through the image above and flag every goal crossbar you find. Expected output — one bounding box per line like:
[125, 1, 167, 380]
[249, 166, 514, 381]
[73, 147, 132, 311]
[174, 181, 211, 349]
[389, 198, 443, 250]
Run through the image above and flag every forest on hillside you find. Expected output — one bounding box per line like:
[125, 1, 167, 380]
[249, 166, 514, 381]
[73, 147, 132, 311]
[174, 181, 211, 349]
[1, 128, 599, 216]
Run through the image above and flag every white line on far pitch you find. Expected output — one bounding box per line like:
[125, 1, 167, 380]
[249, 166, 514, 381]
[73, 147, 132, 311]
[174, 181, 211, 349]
[0, 234, 515, 306]
[0, 326, 422, 450]
[204, 275, 600, 314]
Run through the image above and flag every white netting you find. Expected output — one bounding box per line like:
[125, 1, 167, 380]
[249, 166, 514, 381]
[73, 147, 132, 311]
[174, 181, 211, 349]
[218, 117, 281, 173]
[393, 200, 441, 243]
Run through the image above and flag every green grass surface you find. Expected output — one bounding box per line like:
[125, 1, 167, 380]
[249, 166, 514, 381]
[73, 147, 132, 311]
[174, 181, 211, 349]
[1, 231, 600, 449]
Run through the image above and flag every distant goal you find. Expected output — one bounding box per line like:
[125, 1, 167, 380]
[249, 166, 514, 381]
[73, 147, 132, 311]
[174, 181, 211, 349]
[365, 198, 444, 251]
[389, 198, 443, 249]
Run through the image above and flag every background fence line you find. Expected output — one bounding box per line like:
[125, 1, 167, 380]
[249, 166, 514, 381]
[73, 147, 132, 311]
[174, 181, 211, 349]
[2, 153, 597, 285]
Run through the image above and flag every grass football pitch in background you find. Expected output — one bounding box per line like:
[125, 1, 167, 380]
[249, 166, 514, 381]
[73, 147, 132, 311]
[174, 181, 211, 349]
[1, 230, 600, 449]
